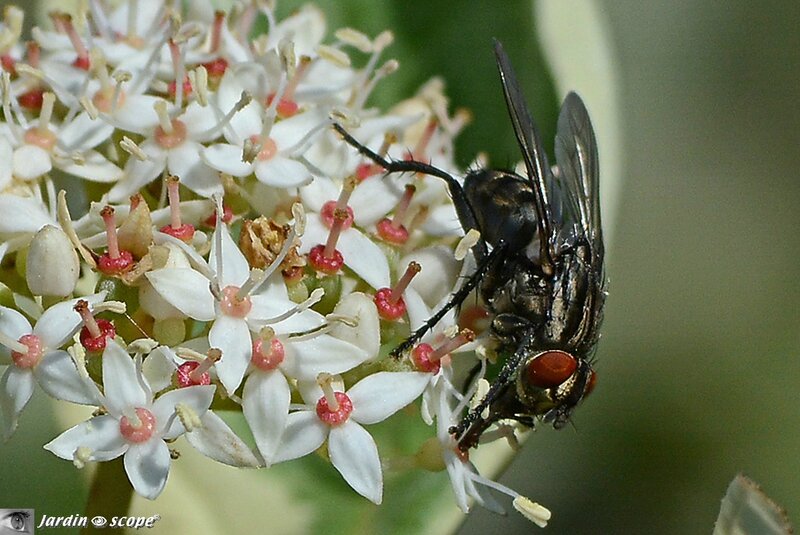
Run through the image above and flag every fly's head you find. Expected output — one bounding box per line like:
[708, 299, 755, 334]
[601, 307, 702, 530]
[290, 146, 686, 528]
[517, 350, 596, 429]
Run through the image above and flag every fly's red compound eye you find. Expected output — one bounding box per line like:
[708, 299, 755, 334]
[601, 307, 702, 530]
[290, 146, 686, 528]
[525, 350, 578, 388]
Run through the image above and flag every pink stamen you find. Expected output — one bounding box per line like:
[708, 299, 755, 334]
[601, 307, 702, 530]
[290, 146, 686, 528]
[129, 194, 142, 210]
[191, 348, 221, 381]
[210, 11, 225, 53]
[154, 119, 187, 149]
[119, 408, 157, 443]
[167, 39, 191, 99]
[315, 374, 352, 426]
[159, 176, 195, 242]
[11, 334, 43, 369]
[407, 118, 437, 161]
[74, 300, 101, 338]
[355, 133, 394, 181]
[176, 348, 220, 387]
[251, 329, 285, 371]
[98, 206, 134, 274]
[324, 208, 348, 259]
[373, 262, 421, 320]
[429, 329, 475, 362]
[376, 184, 416, 244]
[203, 204, 233, 228]
[316, 392, 352, 426]
[26, 41, 40, 68]
[411, 329, 474, 374]
[390, 261, 421, 305]
[101, 206, 121, 259]
[219, 285, 253, 318]
[55, 14, 90, 70]
[75, 299, 116, 353]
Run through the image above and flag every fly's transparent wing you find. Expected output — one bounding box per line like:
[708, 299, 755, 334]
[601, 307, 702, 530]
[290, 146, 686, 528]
[493, 39, 556, 269]
[554, 92, 603, 263]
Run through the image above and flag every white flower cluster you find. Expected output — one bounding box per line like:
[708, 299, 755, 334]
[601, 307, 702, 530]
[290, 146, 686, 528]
[0, 0, 548, 526]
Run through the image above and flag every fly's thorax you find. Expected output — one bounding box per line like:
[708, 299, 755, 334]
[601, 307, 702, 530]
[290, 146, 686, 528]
[463, 170, 538, 250]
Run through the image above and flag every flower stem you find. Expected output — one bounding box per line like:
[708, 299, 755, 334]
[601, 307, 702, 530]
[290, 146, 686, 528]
[81, 457, 133, 534]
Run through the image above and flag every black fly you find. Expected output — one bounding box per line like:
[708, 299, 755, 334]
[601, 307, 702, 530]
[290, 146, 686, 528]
[333, 40, 605, 452]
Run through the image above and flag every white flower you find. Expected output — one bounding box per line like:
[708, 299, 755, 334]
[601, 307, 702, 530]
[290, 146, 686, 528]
[273, 371, 429, 503]
[44, 342, 215, 499]
[0, 293, 106, 439]
[4, 92, 122, 183]
[201, 65, 317, 189]
[108, 99, 223, 201]
[298, 176, 392, 290]
[146, 221, 339, 395]
[242, 306, 375, 465]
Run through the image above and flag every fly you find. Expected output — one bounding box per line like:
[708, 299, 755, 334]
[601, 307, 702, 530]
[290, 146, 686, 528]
[333, 40, 606, 452]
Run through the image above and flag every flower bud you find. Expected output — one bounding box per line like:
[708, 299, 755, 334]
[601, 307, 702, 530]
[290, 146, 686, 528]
[26, 225, 79, 297]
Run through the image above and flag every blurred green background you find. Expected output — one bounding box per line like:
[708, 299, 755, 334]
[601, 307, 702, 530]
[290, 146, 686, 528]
[2, 1, 799, 533]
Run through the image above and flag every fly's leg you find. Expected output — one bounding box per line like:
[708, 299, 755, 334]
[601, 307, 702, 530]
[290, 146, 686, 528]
[333, 123, 487, 261]
[451, 328, 536, 450]
[389, 242, 508, 359]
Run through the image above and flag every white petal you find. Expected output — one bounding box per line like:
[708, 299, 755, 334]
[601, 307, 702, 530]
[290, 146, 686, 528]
[281, 335, 369, 381]
[59, 112, 114, 151]
[242, 370, 291, 464]
[145, 268, 215, 321]
[152, 384, 216, 440]
[299, 176, 339, 212]
[113, 95, 161, 132]
[403, 287, 432, 333]
[209, 316, 251, 394]
[142, 346, 177, 393]
[297, 215, 327, 254]
[0, 306, 32, 362]
[152, 231, 213, 277]
[254, 157, 312, 188]
[329, 421, 383, 504]
[182, 101, 220, 142]
[57, 149, 123, 182]
[13, 144, 52, 180]
[34, 350, 100, 404]
[108, 147, 166, 202]
[247, 295, 320, 329]
[271, 411, 327, 463]
[1, 366, 34, 439]
[330, 292, 381, 360]
[43, 414, 127, 461]
[350, 175, 406, 227]
[35, 292, 107, 348]
[167, 143, 223, 197]
[185, 410, 262, 467]
[0, 138, 12, 189]
[201, 143, 253, 177]
[349, 372, 430, 425]
[423, 203, 463, 237]
[400, 245, 460, 308]
[124, 439, 171, 499]
[0, 195, 53, 233]
[338, 228, 391, 290]
[209, 224, 249, 287]
[102, 342, 149, 417]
